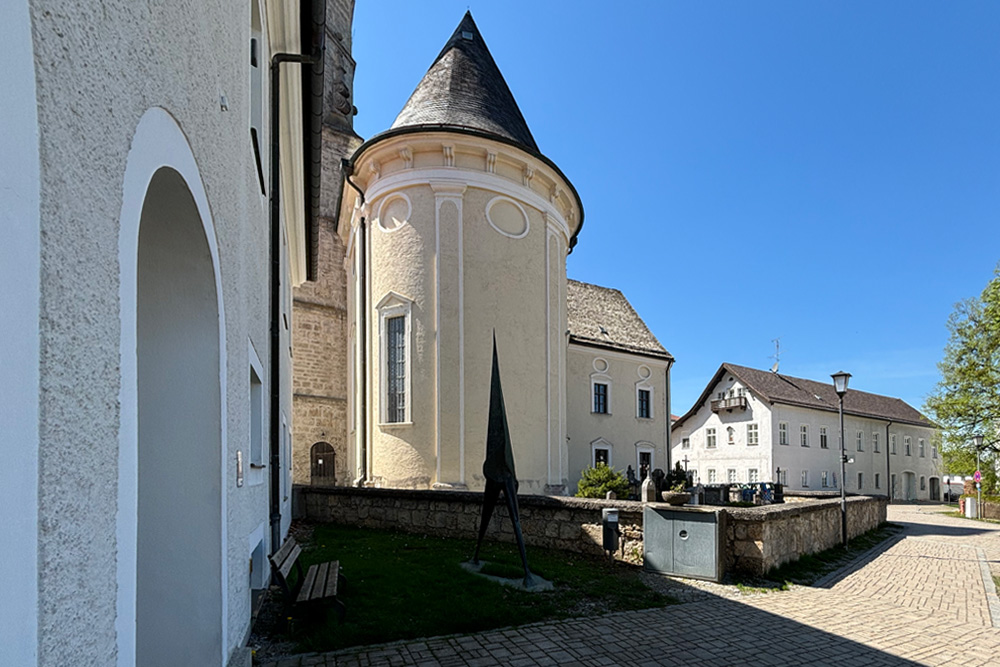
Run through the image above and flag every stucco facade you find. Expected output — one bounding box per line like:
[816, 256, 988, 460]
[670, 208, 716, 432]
[672, 365, 941, 500]
[566, 345, 671, 493]
[4, 1, 323, 664]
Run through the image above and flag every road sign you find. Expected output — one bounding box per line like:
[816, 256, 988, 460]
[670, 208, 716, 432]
[975, 470, 982, 482]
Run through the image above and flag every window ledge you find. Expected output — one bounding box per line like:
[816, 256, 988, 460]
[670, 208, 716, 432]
[379, 421, 413, 429]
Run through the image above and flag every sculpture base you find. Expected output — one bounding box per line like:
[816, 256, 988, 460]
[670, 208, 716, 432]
[461, 560, 554, 592]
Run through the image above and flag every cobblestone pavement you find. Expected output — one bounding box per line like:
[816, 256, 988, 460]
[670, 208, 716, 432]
[260, 504, 1000, 667]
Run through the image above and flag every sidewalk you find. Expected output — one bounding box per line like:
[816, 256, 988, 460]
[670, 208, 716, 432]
[261, 504, 1000, 667]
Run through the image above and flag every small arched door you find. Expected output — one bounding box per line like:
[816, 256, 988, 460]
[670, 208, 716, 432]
[311, 442, 336, 486]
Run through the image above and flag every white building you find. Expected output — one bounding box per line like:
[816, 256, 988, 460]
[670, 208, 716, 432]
[671, 364, 941, 501]
[2, 0, 338, 664]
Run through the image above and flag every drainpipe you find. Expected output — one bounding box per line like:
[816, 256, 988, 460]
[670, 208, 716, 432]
[344, 166, 368, 487]
[665, 358, 674, 472]
[885, 421, 893, 504]
[268, 3, 325, 553]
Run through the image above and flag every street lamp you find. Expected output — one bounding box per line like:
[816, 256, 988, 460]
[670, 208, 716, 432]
[973, 434, 984, 519]
[832, 371, 851, 547]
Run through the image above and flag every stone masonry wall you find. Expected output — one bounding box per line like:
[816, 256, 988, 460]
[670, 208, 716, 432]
[299, 486, 645, 564]
[725, 496, 888, 576]
[298, 487, 887, 576]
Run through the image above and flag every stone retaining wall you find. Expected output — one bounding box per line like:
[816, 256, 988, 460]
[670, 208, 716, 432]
[297, 486, 887, 576]
[297, 486, 645, 564]
[724, 496, 888, 576]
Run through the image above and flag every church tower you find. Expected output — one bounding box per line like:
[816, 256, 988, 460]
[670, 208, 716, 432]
[339, 12, 584, 493]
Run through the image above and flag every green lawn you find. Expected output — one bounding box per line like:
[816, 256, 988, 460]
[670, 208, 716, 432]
[288, 524, 675, 652]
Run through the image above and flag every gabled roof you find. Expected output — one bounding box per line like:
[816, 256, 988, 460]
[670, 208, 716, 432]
[566, 280, 673, 361]
[390, 12, 538, 151]
[673, 363, 936, 430]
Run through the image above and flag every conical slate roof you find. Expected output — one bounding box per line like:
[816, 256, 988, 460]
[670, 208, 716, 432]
[390, 12, 539, 151]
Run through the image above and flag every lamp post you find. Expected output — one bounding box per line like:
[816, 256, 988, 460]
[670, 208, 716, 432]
[974, 434, 984, 519]
[832, 371, 851, 547]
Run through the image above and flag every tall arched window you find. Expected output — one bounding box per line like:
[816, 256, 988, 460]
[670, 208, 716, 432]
[311, 442, 336, 486]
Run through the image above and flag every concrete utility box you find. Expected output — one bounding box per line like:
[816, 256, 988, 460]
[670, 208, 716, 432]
[965, 497, 977, 519]
[643, 505, 724, 582]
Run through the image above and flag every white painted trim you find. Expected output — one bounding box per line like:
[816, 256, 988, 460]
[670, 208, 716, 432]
[486, 195, 530, 239]
[367, 169, 571, 243]
[247, 338, 266, 484]
[376, 291, 413, 426]
[375, 191, 412, 234]
[0, 5, 39, 663]
[635, 442, 655, 474]
[546, 230, 552, 484]
[590, 373, 613, 415]
[116, 107, 230, 667]
[430, 183, 466, 484]
[590, 438, 613, 468]
[635, 381, 654, 420]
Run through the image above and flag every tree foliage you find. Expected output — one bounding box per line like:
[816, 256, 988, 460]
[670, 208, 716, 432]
[925, 266, 1000, 490]
[576, 463, 631, 499]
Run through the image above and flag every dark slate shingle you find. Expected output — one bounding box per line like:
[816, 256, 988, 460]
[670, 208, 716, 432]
[390, 12, 538, 151]
[567, 280, 672, 360]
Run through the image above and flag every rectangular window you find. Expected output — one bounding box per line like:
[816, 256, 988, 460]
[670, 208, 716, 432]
[819, 426, 828, 449]
[875, 473, 881, 489]
[593, 383, 608, 414]
[873, 432, 880, 453]
[748, 468, 759, 483]
[821, 471, 829, 488]
[779, 422, 789, 445]
[747, 423, 759, 446]
[708, 469, 717, 483]
[801, 470, 809, 487]
[386, 315, 407, 423]
[681, 437, 690, 449]
[891, 473, 897, 498]
[777, 469, 787, 485]
[932, 444, 938, 459]
[920, 476, 926, 491]
[250, 1, 266, 194]
[637, 388, 651, 419]
[800, 424, 809, 447]
[857, 430, 864, 451]
[249, 365, 264, 467]
[904, 436, 912, 456]
[919, 439, 926, 457]
[890, 434, 897, 455]
[858, 472, 864, 489]
[593, 447, 610, 467]
[727, 469, 737, 483]
[706, 428, 717, 449]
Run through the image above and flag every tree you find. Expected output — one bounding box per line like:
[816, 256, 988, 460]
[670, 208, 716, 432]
[925, 266, 1000, 492]
[576, 463, 631, 499]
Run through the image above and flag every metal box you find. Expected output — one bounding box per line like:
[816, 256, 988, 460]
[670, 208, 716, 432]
[643, 505, 723, 582]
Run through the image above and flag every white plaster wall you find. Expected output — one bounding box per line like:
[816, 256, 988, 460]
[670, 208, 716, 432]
[0, 3, 40, 663]
[566, 345, 669, 493]
[671, 376, 772, 484]
[343, 134, 580, 494]
[29, 1, 300, 663]
[672, 374, 939, 497]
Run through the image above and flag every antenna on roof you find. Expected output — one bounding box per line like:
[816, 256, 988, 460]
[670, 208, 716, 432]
[770, 338, 781, 373]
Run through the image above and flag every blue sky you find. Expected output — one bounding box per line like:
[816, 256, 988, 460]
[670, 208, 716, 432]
[351, 1, 1000, 416]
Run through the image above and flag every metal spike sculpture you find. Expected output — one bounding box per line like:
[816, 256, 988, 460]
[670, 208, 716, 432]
[472, 333, 536, 588]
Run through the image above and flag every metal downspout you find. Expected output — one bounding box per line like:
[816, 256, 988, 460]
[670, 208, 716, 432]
[268, 10, 324, 552]
[886, 421, 893, 504]
[344, 166, 368, 487]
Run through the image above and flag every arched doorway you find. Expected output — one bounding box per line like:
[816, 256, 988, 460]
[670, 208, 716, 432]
[136, 167, 222, 665]
[311, 441, 336, 486]
[929, 477, 941, 501]
[903, 472, 917, 502]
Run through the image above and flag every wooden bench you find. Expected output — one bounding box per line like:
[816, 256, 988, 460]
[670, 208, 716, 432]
[268, 536, 346, 622]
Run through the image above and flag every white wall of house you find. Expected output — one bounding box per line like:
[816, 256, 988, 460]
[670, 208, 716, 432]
[566, 345, 669, 492]
[672, 373, 940, 498]
[0, 3, 40, 663]
[671, 376, 773, 485]
[26, 1, 304, 664]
